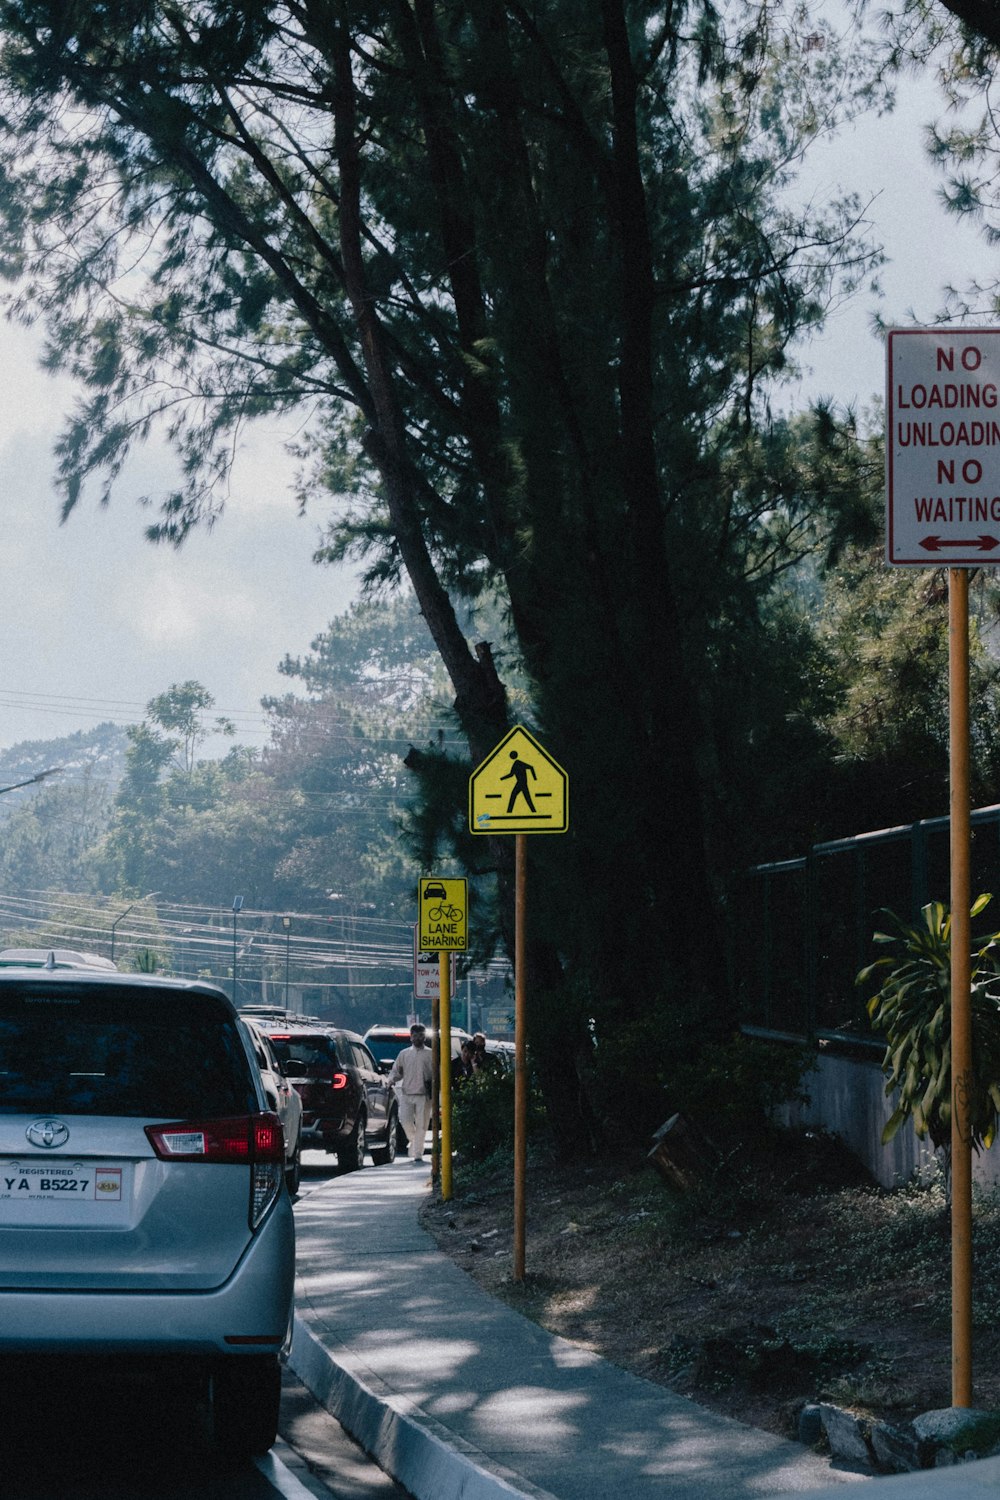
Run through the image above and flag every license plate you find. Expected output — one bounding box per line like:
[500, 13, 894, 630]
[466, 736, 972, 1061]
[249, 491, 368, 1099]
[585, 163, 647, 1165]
[0, 1159, 123, 1203]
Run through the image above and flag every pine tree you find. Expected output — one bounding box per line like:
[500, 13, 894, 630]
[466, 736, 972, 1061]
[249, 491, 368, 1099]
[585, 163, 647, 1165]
[0, 0, 883, 1143]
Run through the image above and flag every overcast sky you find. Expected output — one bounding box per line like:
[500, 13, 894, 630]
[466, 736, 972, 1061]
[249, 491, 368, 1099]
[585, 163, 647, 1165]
[0, 326, 359, 756]
[0, 58, 994, 759]
[788, 61, 996, 413]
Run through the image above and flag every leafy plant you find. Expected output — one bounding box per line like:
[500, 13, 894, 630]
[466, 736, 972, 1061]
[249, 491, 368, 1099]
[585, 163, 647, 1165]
[451, 1066, 548, 1165]
[663, 1034, 814, 1145]
[858, 897, 1000, 1157]
[451, 1068, 516, 1163]
[130, 948, 163, 974]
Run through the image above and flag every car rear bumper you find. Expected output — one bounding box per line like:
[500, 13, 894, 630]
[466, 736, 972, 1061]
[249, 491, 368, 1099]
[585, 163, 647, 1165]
[0, 1195, 295, 1354]
[300, 1115, 345, 1148]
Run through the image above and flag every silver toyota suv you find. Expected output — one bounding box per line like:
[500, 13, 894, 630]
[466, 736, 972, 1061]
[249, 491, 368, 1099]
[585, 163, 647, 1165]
[0, 962, 295, 1459]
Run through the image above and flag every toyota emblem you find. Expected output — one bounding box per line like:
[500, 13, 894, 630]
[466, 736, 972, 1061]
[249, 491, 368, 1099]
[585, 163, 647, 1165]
[26, 1119, 70, 1149]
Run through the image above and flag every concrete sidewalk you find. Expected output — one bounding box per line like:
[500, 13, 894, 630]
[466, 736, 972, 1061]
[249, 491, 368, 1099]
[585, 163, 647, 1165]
[287, 1160, 893, 1500]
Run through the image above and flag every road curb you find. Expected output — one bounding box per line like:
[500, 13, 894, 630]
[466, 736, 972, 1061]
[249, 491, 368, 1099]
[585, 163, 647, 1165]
[288, 1311, 559, 1500]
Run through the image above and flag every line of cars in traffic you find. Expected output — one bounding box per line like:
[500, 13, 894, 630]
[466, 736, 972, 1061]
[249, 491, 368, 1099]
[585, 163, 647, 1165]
[240, 1011, 513, 1164]
[0, 947, 511, 1465]
[239, 1007, 400, 1171]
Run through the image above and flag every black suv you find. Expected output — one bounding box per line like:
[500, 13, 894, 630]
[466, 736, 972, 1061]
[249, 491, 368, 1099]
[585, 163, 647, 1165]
[239, 1009, 397, 1171]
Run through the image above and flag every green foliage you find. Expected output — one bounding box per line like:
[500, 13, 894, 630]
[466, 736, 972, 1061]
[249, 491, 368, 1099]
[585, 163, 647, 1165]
[0, 600, 441, 923]
[275, 594, 452, 710]
[101, 722, 178, 897]
[663, 1035, 814, 1145]
[859, 898, 1000, 1152]
[265, 592, 440, 911]
[99, 639, 428, 911]
[740, 548, 1000, 854]
[146, 681, 234, 774]
[580, 1016, 812, 1148]
[815, 563, 1000, 821]
[451, 1069, 516, 1164]
[0, 768, 115, 893]
[876, 3, 1000, 312]
[580, 1013, 671, 1145]
[451, 1067, 548, 1164]
[129, 948, 162, 973]
[0, 899, 124, 962]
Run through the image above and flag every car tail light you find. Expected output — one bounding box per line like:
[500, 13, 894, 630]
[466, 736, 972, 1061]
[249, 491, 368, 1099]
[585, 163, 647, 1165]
[331, 1072, 348, 1090]
[145, 1113, 285, 1229]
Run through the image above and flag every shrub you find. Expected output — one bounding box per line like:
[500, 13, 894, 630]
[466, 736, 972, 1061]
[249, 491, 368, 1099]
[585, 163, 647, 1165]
[451, 1065, 547, 1163]
[451, 1068, 515, 1162]
[663, 1034, 814, 1146]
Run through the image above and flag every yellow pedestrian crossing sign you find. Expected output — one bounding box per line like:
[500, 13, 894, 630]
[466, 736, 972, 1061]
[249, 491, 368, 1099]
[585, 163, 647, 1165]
[469, 726, 568, 835]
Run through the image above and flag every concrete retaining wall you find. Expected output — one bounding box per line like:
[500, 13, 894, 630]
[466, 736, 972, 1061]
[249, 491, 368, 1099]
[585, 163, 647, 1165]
[780, 1046, 1000, 1191]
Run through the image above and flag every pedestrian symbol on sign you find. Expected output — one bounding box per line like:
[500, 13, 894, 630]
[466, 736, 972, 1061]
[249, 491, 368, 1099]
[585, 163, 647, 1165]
[469, 726, 567, 835]
[502, 751, 537, 814]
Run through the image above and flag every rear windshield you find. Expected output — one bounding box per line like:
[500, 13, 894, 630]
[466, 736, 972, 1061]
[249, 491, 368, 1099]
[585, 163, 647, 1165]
[0, 984, 257, 1118]
[365, 1036, 408, 1066]
[267, 1034, 340, 1073]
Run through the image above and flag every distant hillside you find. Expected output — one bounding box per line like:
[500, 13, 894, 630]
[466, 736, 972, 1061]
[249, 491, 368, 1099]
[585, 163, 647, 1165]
[0, 723, 128, 810]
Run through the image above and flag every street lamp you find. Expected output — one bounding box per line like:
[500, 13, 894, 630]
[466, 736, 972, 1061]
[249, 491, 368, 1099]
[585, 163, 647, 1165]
[110, 890, 160, 963]
[0, 767, 63, 796]
[282, 916, 292, 1011]
[232, 896, 244, 1003]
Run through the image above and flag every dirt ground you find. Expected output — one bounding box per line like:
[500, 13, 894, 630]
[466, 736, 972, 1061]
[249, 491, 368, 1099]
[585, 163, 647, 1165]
[419, 1129, 1000, 1444]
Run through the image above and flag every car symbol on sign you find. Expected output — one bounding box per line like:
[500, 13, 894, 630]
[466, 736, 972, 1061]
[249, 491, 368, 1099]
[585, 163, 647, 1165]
[423, 882, 447, 900]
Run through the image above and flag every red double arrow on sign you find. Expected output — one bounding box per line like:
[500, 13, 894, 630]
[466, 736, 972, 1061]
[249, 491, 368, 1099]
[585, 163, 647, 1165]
[919, 534, 1000, 553]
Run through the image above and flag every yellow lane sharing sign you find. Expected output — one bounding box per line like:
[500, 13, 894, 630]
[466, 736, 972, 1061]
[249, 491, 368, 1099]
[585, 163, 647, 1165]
[418, 876, 467, 951]
[469, 725, 568, 835]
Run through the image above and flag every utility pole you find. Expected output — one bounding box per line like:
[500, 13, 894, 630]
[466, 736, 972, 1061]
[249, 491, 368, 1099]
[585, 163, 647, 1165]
[232, 896, 244, 1003]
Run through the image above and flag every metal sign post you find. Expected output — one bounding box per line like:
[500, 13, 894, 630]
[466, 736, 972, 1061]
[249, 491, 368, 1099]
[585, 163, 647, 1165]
[417, 878, 466, 1202]
[430, 986, 440, 1186]
[439, 953, 453, 1203]
[886, 332, 986, 1405]
[950, 568, 973, 1408]
[470, 725, 569, 1280]
[513, 833, 528, 1278]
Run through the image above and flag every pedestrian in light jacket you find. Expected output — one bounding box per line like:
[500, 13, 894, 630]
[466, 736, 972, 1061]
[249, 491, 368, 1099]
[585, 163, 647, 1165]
[388, 1023, 434, 1162]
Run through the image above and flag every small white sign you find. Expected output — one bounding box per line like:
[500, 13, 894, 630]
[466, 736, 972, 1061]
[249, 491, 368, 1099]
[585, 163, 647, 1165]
[887, 328, 1000, 565]
[412, 928, 456, 999]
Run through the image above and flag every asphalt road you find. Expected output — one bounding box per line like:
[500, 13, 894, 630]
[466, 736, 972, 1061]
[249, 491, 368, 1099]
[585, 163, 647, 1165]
[3, 1152, 409, 1500]
[1, 1359, 409, 1500]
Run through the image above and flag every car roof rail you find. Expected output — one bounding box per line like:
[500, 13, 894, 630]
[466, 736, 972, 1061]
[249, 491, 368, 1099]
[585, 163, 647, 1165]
[0, 947, 119, 971]
[240, 1005, 335, 1029]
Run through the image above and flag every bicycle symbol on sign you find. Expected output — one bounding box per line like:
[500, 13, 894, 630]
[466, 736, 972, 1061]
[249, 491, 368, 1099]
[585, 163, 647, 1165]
[427, 901, 464, 923]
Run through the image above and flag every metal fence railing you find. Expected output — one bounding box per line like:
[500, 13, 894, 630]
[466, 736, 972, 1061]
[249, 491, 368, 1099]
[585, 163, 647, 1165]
[732, 803, 1000, 1046]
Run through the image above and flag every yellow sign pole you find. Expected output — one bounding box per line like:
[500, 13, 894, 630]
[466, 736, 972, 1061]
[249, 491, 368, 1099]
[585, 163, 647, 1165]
[469, 727, 567, 1282]
[430, 986, 440, 1184]
[417, 874, 466, 1189]
[440, 952, 453, 1202]
[513, 833, 528, 1281]
[949, 566, 973, 1407]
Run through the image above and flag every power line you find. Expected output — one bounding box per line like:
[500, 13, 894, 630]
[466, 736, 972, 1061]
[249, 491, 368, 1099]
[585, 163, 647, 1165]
[0, 888, 511, 985]
[0, 686, 468, 745]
